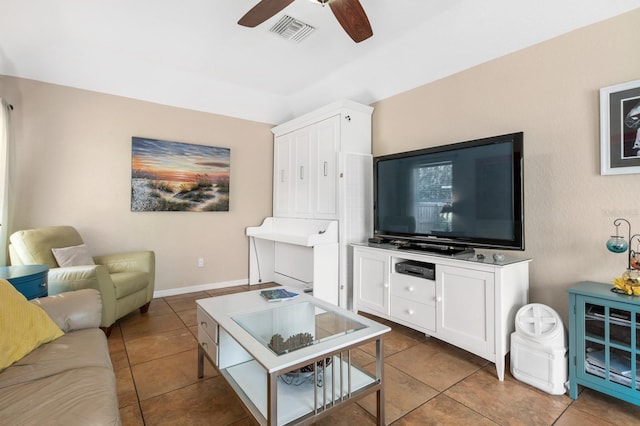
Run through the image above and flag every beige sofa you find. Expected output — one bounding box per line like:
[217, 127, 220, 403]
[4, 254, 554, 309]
[9, 225, 155, 335]
[0, 289, 120, 425]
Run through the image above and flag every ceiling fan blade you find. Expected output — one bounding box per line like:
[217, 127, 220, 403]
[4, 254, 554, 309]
[238, 0, 295, 27]
[329, 0, 373, 43]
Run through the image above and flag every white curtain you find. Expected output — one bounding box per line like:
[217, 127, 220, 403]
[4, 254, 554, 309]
[0, 98, 14, 266]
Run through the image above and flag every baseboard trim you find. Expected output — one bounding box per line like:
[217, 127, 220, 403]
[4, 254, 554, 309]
[153, 278, 249, 298]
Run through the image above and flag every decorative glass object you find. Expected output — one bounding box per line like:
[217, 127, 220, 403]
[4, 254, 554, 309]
[606, 218, 640, 295]
[624, 269, 640, 281]
[613, 270, 640, 295]
[631, 250, 640, 270]
[607, 235, 628, 253]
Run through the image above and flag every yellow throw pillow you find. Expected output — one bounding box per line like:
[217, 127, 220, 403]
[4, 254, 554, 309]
[0, 279, 64, 371]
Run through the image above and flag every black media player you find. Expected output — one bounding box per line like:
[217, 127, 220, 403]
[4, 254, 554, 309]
[394, 260, 435, 280]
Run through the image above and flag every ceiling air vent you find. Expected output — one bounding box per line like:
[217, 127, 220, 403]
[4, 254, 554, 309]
[269, 15, 315, 43]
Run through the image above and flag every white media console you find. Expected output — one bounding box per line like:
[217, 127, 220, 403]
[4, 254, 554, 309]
[352, 243, 530, 381]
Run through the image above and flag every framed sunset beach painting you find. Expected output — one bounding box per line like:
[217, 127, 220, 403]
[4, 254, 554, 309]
[131, 137, 230, 212]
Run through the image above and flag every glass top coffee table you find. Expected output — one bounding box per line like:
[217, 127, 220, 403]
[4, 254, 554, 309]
[197, 289, 390, 426]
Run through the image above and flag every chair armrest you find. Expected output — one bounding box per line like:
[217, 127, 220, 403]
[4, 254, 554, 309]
[48, 265, 116, 298]
[94, 250, 155, 274]
[48, 265, 117, 326]
[30, 289, 102, 332]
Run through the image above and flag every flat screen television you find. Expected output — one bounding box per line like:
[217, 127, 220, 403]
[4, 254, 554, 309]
[373, 132, 524, 255]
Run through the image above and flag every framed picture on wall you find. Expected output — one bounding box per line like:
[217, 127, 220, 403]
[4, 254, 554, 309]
[600, 79, 640, 175]
[131, 137, 230, 212]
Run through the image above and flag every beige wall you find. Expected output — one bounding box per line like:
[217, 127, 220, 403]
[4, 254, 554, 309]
[372, 9, 640, 321]
[0, 76, 273, 295]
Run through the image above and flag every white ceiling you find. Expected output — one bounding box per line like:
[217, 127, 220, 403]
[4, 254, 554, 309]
[2, 0, 639, 124]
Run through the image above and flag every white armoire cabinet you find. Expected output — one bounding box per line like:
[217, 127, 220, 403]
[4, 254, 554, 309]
[273, 115, 341, 219]
[247, 100, 373, 307]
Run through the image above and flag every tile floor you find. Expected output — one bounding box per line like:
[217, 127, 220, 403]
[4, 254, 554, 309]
[109, 284, 640, 425]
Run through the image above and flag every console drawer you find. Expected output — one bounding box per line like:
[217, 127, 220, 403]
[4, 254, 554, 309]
[198, 326, 218, 366]
[391, 296, 436, 332]
[391, 273, 436, 306]
[197, 307, 218, 343]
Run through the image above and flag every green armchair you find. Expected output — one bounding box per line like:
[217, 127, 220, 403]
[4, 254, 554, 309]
[9, 226, 155, 336]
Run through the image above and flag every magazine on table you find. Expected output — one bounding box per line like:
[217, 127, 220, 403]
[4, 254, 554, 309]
[260, 288, 299, 302]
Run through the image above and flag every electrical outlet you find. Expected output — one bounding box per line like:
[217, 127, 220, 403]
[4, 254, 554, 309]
[197, 257, 205, 268]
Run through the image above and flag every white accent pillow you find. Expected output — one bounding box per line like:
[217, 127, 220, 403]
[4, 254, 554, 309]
[51, 244, 95, 267]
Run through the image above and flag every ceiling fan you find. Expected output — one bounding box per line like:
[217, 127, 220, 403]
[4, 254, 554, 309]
[238, 0, 373, 43]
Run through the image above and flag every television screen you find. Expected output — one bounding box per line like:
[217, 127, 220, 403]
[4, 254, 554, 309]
[374, 132, 524, 252]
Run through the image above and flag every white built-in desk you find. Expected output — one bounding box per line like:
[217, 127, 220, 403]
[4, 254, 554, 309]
[246, 217, 339, 305]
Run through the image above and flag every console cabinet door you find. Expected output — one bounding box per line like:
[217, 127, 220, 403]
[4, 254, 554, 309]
[354, 249, 390, 316]
[436, 265, 495, 359]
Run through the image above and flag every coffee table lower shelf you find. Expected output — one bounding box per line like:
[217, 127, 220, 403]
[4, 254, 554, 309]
[222, 356, 377, 425]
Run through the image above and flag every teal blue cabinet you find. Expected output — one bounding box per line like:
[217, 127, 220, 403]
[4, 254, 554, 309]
[568, 281, 640, 405]
[0, 265, 49, 300]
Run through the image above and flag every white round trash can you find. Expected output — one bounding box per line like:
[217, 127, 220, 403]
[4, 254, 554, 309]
[510, 303, 567, 395]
